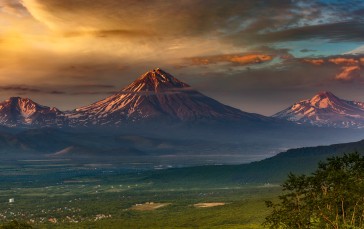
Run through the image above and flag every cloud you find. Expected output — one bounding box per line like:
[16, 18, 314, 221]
[335, 65, 361, 81]
[1, 0, 364, 114]
[302, 55, 364, 82]
[303, 59, 325, 66]
[228, 21, 364, 46]
[69, 90, 117, 96]
[187, 54, 274, 66]
[300, 49, 317, 53]
[0, 85, 41, 93]
[21, 0, 364, 44]
[0, 84, 117, 96]
[62, 29, 156, 39]
[360, 58, 364, 66]
[328, 57, 358, 65]
[348, 45, 364, 55]
[0, 0, 28, 16]
[182, 46, 293, 68]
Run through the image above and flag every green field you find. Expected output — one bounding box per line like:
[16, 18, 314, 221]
[0, 164, 281, 228]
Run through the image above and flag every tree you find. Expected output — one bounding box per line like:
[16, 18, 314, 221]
[264, 153, 364, 229]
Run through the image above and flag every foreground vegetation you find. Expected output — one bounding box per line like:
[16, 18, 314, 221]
[265, 153, 364, 229]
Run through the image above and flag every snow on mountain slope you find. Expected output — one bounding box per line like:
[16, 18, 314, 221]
[68, 68, 269, 126]
[273, 91, 364, 128]
[0, 97, 67, 127]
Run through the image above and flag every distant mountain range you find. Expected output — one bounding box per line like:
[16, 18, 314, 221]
[1, 70, 364, 165]
[0, 69, 363, 129]
[273, 91, 364, 128]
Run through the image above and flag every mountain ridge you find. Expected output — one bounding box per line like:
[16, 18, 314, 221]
[273, 91, 364, 128]
[0, 97, 67, 128]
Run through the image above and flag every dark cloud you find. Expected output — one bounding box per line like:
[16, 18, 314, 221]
[49, 90, 65, 95]
[228, 21, 364, 45]
[69, 84, 116, 89]
[24, 0, 263, 33]
[0, 84, 117, 96]
[63, 29, 155, 38]
[70, 91, 117, 95]
[24, 0, 362, 44]
[0, 86, 41, 93]
[300, 49, 317, 53]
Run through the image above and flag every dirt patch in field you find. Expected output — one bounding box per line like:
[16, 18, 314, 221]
[130, 202, 170, 211]
[194, 202, 226, 208]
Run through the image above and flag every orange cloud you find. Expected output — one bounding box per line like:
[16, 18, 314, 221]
[303, 56, 364, 82]
[328, 58, 358, 65]
[229, 54, 273, 64]
[303, 59, 325, 65]
[189, 54, 274, 66]
[360, 58, 364, 66]
[335, 65, 361, 81]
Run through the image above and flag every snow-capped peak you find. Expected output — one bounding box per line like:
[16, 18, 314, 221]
[273, 91, 364, 128]
[309, 91, 340, 109]
[124, 68, 190, 93]
[7, 97, 41, 118]
[0, 97, 66, 127]
[69, 68, 267, 126]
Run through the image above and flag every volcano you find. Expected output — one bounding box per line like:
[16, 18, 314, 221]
[69, 68, 269, 126]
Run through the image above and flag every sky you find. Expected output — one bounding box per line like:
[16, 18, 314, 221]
[0, 0, 364, 115]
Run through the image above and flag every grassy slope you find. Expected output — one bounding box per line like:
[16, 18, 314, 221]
[146, 139, 364, 186]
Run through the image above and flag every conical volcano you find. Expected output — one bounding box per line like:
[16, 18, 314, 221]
[69, 68, 267, 126]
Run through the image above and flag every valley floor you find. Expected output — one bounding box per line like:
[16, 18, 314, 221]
[0, 163, 280, 229]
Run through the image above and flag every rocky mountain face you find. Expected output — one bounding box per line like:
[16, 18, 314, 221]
[273, 91, 364, 128]
[68, 68, 269, 126]
[0, 97, 66, 128]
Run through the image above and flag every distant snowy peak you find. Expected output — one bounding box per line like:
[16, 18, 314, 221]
[0, 97, 66, 127]
[70, 68, 268, 126]
[273, 91, 364, 128]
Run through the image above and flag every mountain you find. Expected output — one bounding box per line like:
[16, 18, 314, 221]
[0, 97, 67, 128]
[145, 138, 364, 186]
[273, 91, 364, 128]
[69, 68, 269, 126]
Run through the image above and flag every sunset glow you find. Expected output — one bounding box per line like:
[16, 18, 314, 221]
[0, 0, 364, 114]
